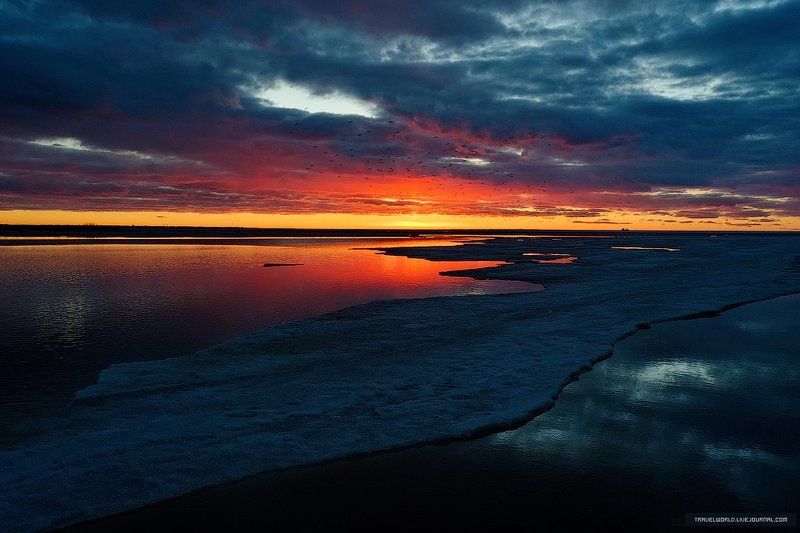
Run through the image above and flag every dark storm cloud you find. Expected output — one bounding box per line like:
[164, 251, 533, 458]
[0, 0, 798, 220]
[71, 0, 520, 43]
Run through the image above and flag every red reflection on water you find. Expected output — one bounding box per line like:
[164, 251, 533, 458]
[0, 237, 538, 423]
[1, 237, 535, 341]
[2, 237, 535, 358]
[179, 237, 534, 326]
[522, 252, 577, 264]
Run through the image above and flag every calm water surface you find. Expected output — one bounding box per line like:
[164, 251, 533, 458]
[77, 293, 800, 531]
[0, 237, 533, 427]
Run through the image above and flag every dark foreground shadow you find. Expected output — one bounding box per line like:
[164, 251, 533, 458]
[69, 295, 800, 532]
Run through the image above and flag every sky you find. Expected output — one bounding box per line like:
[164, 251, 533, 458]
[1, 0, 799, 229]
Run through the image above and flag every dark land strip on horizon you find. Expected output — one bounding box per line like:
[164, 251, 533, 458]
[2, 224, 798, 241]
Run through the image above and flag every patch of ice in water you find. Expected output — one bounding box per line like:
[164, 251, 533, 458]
[2, 234, 800, 531]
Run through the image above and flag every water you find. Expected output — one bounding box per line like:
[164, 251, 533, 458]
[0, 237, 534, 427]
[75, 293, 800, 531]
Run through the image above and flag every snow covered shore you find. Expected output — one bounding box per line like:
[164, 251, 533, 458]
[2, 233, 800, 531]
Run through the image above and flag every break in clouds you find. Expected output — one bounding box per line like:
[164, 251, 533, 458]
[1, 0, 798, 225]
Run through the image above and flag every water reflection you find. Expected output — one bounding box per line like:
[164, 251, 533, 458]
[0, 237, 535, 427]
[611, 245, 680, 252]
[522, 252, 578, 264]
[69, 295, 800, 531]
[484, 293, 800, 511]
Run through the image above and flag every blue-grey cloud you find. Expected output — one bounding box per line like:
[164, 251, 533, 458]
[0, 0, 798, 223]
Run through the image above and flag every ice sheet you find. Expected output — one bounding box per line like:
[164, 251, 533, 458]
[2, 233, 800, 531]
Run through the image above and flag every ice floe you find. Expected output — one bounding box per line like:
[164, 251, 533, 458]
[2, 233, 800, 531]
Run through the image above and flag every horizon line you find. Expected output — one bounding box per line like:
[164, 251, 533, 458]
[1, 223, 797, 233]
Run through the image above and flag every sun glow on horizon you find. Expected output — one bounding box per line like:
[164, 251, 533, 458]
[2, 209, 798, 231]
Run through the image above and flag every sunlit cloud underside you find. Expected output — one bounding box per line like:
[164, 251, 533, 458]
[0, 0, 798, 229]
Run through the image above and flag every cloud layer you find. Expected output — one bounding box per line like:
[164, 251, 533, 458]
[1, 0, 798, 227]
